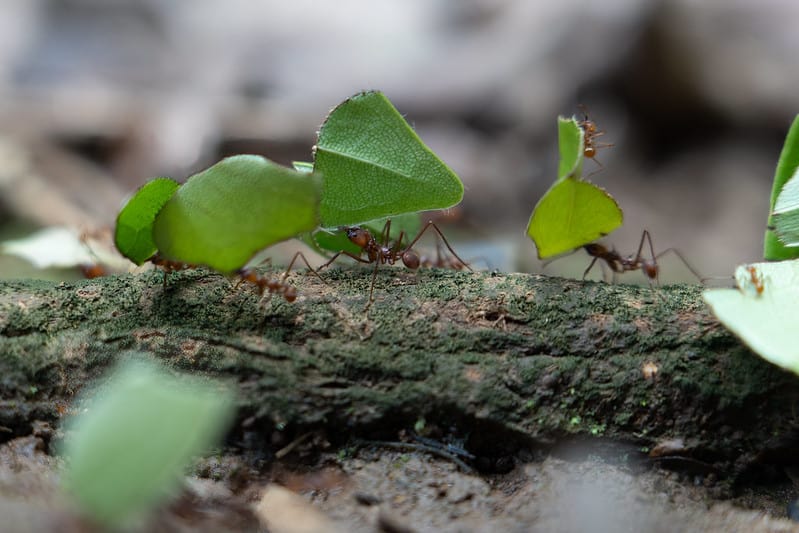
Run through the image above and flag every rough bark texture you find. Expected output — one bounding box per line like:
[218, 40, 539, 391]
[1, 268, 797, 474]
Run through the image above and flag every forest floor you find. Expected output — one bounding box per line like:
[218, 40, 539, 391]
[2, 428, 799, 533]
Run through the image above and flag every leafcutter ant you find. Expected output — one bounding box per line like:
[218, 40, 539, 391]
[236, 251, 321, 303]
[319, 220, 471, 306]
[577, 105, 614, 171]
[745, 265, 765, 295]
[582, 230, 701, 285]
[736, 264, 765, 297]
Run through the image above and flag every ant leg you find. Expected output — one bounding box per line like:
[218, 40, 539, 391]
[582, 256, 600, 279]
[283, 251, 326, 284]
[380, 219, 393, 245]
[654, 248, 703, 283]
[319, 250, 372, 270]
[635, 230, 660, 287]
[403, 221, 473, 271]
[366, 260, 380, 307]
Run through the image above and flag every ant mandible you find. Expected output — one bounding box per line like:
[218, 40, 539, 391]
[319, 219, 472, 305]
[577, 105, 614, 171]
[582, 230, 701, 285]
[237, 251, 322, 303]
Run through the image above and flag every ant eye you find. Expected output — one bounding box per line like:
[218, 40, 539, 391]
[402, 250, 420, 269]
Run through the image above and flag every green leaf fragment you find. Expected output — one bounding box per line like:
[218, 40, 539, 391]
[152, 155, 321, 274]
[703, 260, 799, 375]
[114, 178, 180, 265]
[772, 169, 799, 247]
[557, 116, 585, 181]
[527, 178, 623, 259]
[764, 115, 799, 260]
[60, 359, 234, 527]
[315, 90, 463, 228]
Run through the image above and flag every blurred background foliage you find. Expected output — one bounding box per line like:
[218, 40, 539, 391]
[0, 0, 796, 282]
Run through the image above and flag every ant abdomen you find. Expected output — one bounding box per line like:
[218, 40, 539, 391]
[402, 250, 421, 269]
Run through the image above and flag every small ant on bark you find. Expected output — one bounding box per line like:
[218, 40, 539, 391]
[577, 105, 614, 171]
[582, 230, 701, 285]
[237, 251, 321, 303]
[319, 219, 471, 306]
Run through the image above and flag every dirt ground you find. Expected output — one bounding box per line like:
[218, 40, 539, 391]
[2, 429, 799, 533]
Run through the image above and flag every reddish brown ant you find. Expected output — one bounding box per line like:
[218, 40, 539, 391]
[319, 219, 471, 305]
[236, 251, 321, 303]
[577, 105, 614, 171]
[582, 230, 701, 285]
[737, 265, 765, 296]
[745, 265, 765, 295]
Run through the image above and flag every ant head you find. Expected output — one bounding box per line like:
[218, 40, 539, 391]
[345, 227, 371, 248]
[402, 249, 420, 270]
[642, 261, 659, 280]
[584, 243, 605, 256]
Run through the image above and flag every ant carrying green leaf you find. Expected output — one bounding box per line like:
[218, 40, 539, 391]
[319, 219, 471, 307]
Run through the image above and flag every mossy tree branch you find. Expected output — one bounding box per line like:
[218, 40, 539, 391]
[1, 268, 796, 472]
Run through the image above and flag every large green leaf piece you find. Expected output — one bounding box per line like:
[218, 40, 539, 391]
[152, 155, 321, 274]
[703, 260, 799, 375]
[526, 116, 623, 259]
[114, 178, 180, 265]
[315, 91, 463, 228]
[764, 115, 799, 260]
[61, 358, 234, 527]
[527, 178, 623, 259]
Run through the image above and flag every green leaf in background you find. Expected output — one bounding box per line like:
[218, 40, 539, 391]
[312, 212, 422, 256]
[60, 358, 234, 527]
[114, 178, 180, 265]
[703, 260, 799, 375]
[152, 155, 321, 274]
[314, 91, 464, 228]
[557, 116, 585, 181]
[772, 168, 799, 247]
[527, 178, 623, 259]
[764, 114, 799, 260]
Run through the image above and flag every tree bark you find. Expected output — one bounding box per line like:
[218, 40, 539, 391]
[1, 268, 796, 473]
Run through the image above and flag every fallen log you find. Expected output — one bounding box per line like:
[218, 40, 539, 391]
[1, 268, 796, 474]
